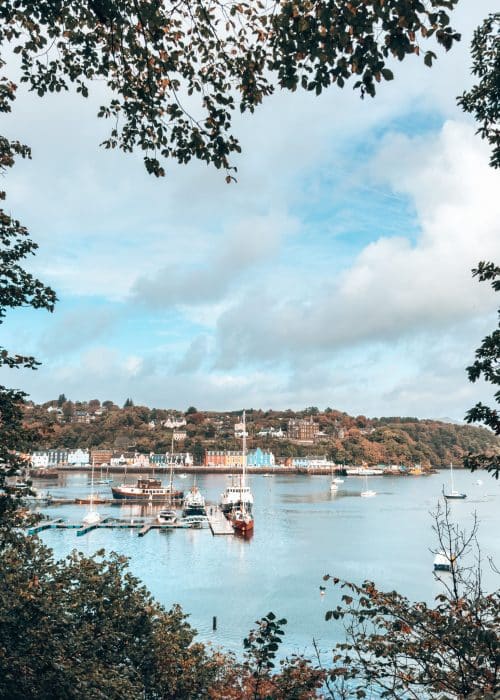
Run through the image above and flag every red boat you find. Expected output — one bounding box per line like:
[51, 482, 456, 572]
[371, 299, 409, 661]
[231, 508, 254, 535]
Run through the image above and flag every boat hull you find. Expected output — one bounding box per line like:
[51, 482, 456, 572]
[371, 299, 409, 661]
[444, 494, 466, 500]
[232, 517, 254, 534]
[111, 487, 183, 502]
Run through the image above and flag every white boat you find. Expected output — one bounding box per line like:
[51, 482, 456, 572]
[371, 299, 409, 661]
[95, 463, 113, 485]
[444, 463, 466, 500]
[83, 460, 101, 525]
[333, 478, 344, 484]
[179, 473, 188, 479]
[220, 411, 254, 516]
[360, 473, 376, 498]
[182, 514, 209, 528]
[157, 509, 178, 524]
[346, 467, 384, 476]
[182, 480, 206, 516]
[82, 510, 101, 525]
[433, 551, 454, 572]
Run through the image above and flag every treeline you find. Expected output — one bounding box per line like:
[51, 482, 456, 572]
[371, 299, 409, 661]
[23, 400, 498, 468]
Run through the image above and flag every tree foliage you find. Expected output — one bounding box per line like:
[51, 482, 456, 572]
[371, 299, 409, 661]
[464, 261, 500, 479]
[458, 12, 500, 170]
[0, 1, 461, 178]
[0, 530, 231, 699]
[324, 503, 499, 699]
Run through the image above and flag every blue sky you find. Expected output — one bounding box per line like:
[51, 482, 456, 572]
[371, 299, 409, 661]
[2, 1, 500, 418]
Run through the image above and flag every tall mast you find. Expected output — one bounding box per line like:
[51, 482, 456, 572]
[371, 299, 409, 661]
[242, 410, 247, 488]
[169, 432, 174, 493]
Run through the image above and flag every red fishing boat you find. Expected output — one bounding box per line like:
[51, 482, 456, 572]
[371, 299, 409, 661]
[231, 507, 254, 534]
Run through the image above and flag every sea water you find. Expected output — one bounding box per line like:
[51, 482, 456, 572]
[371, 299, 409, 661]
[37, 470, 500, 659]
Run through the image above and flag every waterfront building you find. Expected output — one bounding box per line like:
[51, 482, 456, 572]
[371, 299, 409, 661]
[110, 452, 136, 466]
[204, 449, 275, 468]
[32, 449, 69, 466]
[67, 448, 90, 466]
[150, 453, 167, 467]
[247, 447, 275, 467]
[90, 448, 113, 466]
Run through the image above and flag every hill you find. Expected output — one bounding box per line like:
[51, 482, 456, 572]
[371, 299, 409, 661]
[22, 400, 499, 468]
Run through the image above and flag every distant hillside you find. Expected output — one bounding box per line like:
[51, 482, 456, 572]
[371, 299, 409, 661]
[23, 400, 499, 468]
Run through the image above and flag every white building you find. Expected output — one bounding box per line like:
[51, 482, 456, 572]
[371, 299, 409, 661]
[67, 448, 90, 466]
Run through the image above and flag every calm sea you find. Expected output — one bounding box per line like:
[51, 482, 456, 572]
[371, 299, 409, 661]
[36, 470, 500, 659]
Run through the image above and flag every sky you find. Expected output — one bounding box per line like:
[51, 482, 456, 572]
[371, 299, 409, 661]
[2, 1, 500, 419]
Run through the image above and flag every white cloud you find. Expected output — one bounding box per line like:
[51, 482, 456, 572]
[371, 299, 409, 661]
[213, 121, 500, 367]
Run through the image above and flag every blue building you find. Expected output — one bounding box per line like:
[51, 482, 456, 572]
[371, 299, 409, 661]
[246, 447, 275, 467]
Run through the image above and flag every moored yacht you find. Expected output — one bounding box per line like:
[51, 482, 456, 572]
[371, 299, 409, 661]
[112, 477, 183, 502]
[182, 482, 206, 516]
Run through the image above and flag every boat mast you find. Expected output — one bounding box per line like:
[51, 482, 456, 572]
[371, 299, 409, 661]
[89, 458, 95, 513]
[169, 431, 175, 492]
[450, 462, 454, 492]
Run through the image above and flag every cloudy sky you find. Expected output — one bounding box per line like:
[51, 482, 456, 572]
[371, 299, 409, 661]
[2, 1, 500, 418]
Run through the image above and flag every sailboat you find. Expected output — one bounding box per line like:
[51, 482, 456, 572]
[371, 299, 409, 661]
[330, 465, 343, 491]
[229, 411, 254, 534]
[82, 460, 102, 525]
[360, 472, 376, 498]
[444, 462, 466, 499]
[96, 462, 113, 485]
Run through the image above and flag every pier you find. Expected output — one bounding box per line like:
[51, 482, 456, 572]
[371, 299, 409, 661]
[207, 507, 234, 535]
[26, 516, 206, 537]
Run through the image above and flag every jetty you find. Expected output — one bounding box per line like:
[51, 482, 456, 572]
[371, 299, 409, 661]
[207, 507, 234, 535]
[25, 516, 203, 537]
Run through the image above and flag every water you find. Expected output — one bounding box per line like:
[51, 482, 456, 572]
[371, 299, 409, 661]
[36, 470, 500, 659]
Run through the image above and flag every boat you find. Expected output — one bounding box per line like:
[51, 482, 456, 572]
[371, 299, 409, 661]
[433, 551, 455, 572]
[183, 514, 209, 527]
[157, 509, 178, 524]
[231, 507, 254, 534]
[179, 473, 188, 479]
[346, 466, 384, 476]
[111, 477, 183, 502]
[23, 488, 53, 506]
[444, 463, 466, 500]
[360, 473, 376, 498]
[82, 461, 102, 525]
[229, 411, 254, 534]
[95, 463, 113, 485]
[182, 480, 206, 517]
[30, 467, 59, 479]
[330, 465, 342, 491]
[75, 495, 108, 505]
[220, 411, 254, 516]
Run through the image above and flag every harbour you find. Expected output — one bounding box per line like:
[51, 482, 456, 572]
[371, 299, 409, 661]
[28, 469, 500, 658]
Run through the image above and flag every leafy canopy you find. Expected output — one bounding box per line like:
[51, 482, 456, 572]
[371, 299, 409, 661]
[0, 1, 461, 178]
[464, 262, 500, 479]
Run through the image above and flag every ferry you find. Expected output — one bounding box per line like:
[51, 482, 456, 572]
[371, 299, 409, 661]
[112, 477, 183, 502]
